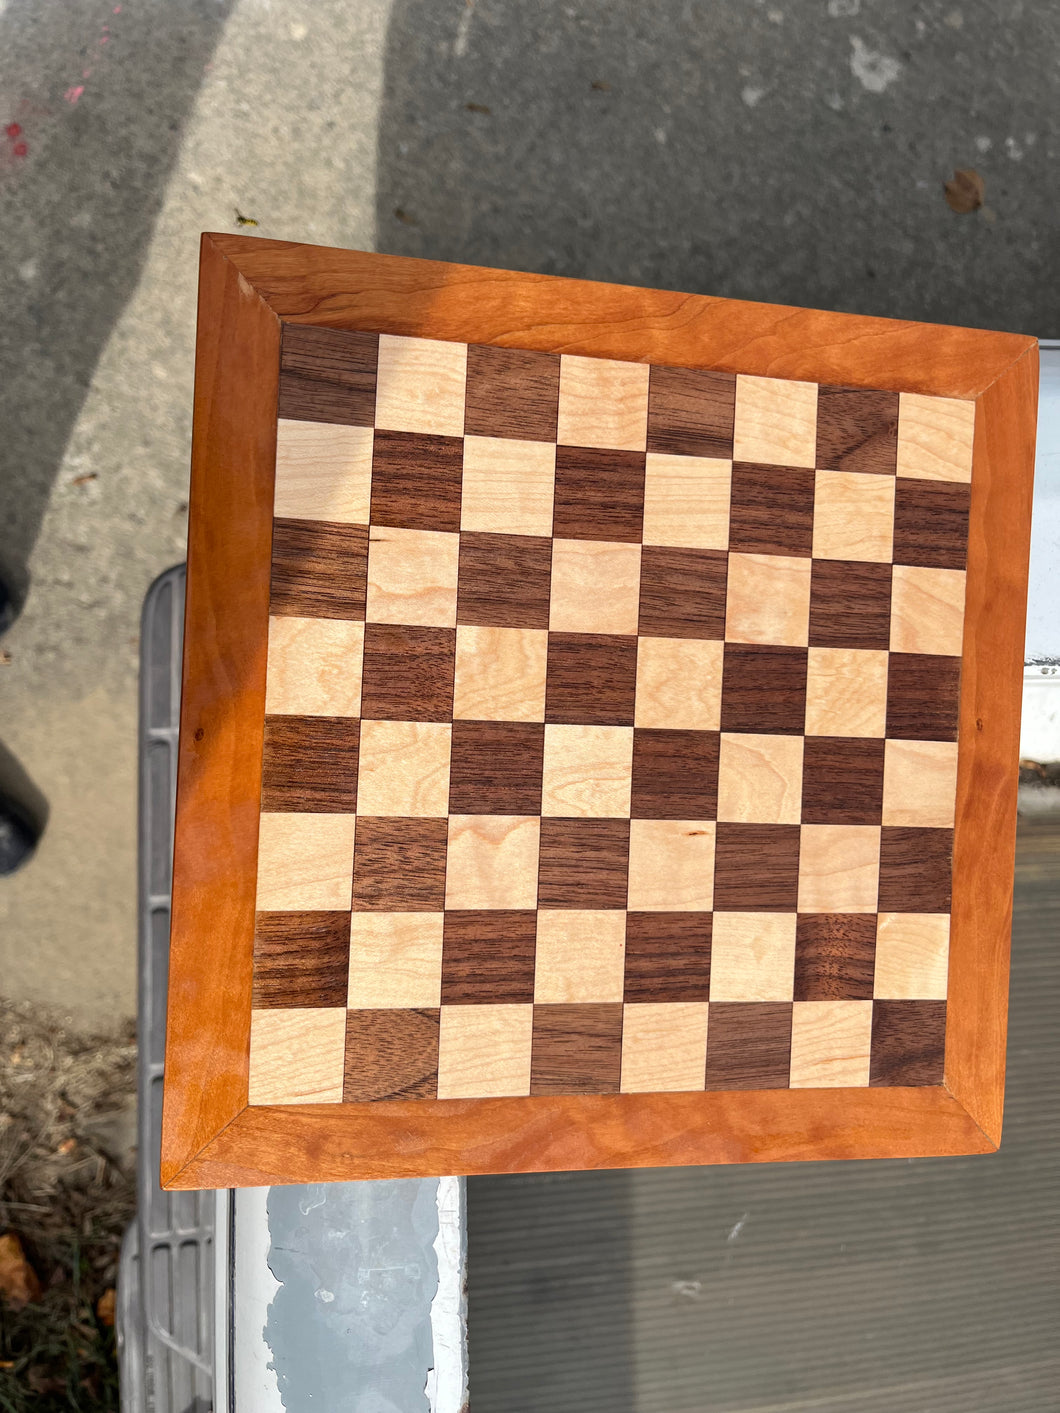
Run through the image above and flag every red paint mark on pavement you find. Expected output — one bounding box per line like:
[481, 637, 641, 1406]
[64, 85, 85, 104]
[5, 123, 21, 138]
[13, 142, 28, 157]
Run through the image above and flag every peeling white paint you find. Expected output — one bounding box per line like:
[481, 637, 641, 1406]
[728, 1212, 750, 1241]
[426, 1176, 469, 1413]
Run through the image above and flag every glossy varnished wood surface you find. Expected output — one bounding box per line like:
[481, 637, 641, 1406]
[161, 234, 1035, 1188]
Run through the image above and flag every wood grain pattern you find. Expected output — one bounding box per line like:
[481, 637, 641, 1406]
[638, 546, 728, 640]
[796, 824, 881, 913]
[344, 1008, 440, 1102]
[704, 1003, 793, 1089]
[530, 1003, 625, 1095]
[622, 912, 712, 1003]
[889, 565, 966, 657]
[627, 819, 715, 912]
[647, 365, 735, 458]
[728, 462, 814, 557]
[808, 560, 892, 652]
[634, 636, 723, 731]
[255, 813, 356, 912]
[448, 720, 545, 815]
[274, 418, 373, 523]
[359, 623, 456, 722]
[545, 632, 639, 727]
[248, 1009, 347, 1105]
[346, 913, 444, 1009]
[533, 911, 626, 1003]
[351, 817, 448, 912]
[793, 913, 877, 1001]
[720, 644, 808, 737]
[620, 1002, 711, 1093]
[716, 732, 804, 824]
[452, 625, 548, 722]
[800, 736, 885, 824]
[548, 538, 641, 635]
[369, 429, 463, 532]
[440, 911, 538, 1004]
[713, 823, 801, 911]
[374, 333, 466, 437]
[437, 1004, 533, 1099]
[265, 616, 364, 717]
[557, 355, 650, 452]
[869, 1000, 946, 1086]
[444, 814, 540, 910]
[537, 818, 630, 909]
[877, 826, 953, 913]
[460, 435, 556, 536]
[464, 343, 560, 442]
[892, 479, 971, 570]
[260, 715, 360, 812]
[456, 530, 553, 629]
[709, 914, 797, 1003]
[164, 235, 1033, 1188]
[641, 452, 731, 549]
[811, 470, 895, 563]
[873, 912, 950, 1000]
[553, 446, 646, 543]
[885, 652, 961, 742]
[270, 518, 369, 620]
[789, 1000, 873, 1088]
[882, 739, 959, 828]
[630, 727, 720, 820]
[540, 723, 634, 818]
[355, 719, 451, 817]
[725, 552, 811, 647]
[896, 393, 975, 482]
[815, 386, 898, 476]
[252, 911, 352, 1008]
[365, 526, 459, 627]
[733, 375, 817, 468]
[278, 324, 377, 426]
[805, 647, 888, 738]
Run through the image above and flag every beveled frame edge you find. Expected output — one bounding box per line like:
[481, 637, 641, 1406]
[161, 233, 1036, 1190]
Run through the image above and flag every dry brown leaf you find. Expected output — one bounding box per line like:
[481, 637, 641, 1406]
[96, 1287, 116, 1327]
[0, 1233, 43, 1310]
[944, 167, 985, 213]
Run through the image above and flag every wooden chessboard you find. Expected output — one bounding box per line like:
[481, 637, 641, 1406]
[161, 237, 1035, 1188]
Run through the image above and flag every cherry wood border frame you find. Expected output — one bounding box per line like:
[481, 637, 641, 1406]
[161, 233, 1037, 1189]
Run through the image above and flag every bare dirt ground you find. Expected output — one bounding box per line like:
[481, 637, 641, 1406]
[0, 999, 136, 1411]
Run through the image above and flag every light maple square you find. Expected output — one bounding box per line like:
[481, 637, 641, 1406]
[541, 725, 634, 818]
[453, 625, 548, 721]
[642, 452, 731, 549]
[789, 1000, 873, 1088]
[247, 1009, 346, 1105]
[273, 418, 374, 523]
[549, 539, 642, 636]
[805, 647, 889, 737]
[882, 740, 959, 828]
[365, 526, 460, 627]
[533, 911, 626, 1003]
[732, 374, 817, 467]
[356, 720, 451, 817]
[797, 824, 881, 913]
[709, 912, 797, 1002]
[437, 1004, 534, 1099]
[264, 616, 364, 717]
[725, 552, 811, 647]
[874, 913, 950, 999]
[374, 334, 467, 437]
[634, 637, 723, 730]
[620, 1002, 710, 1093]
[812, 470, 895, 562]
[444, 815, 541, 909]
[890, 565, 966, 656]
[896, 392, 975, 482]
[717, 733, 804, 824]
[346, 913, 444, 1008]
[556, 354, 650, 451]
[255, 814, 356, 911]
[627, 820, 715, 911]
[460, 436, 556, 536]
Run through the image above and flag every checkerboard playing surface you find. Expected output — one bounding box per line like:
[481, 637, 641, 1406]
[246, 328, 974, 1106]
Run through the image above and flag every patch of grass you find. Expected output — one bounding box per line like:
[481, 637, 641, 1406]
[0, 999, 135, 1412]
